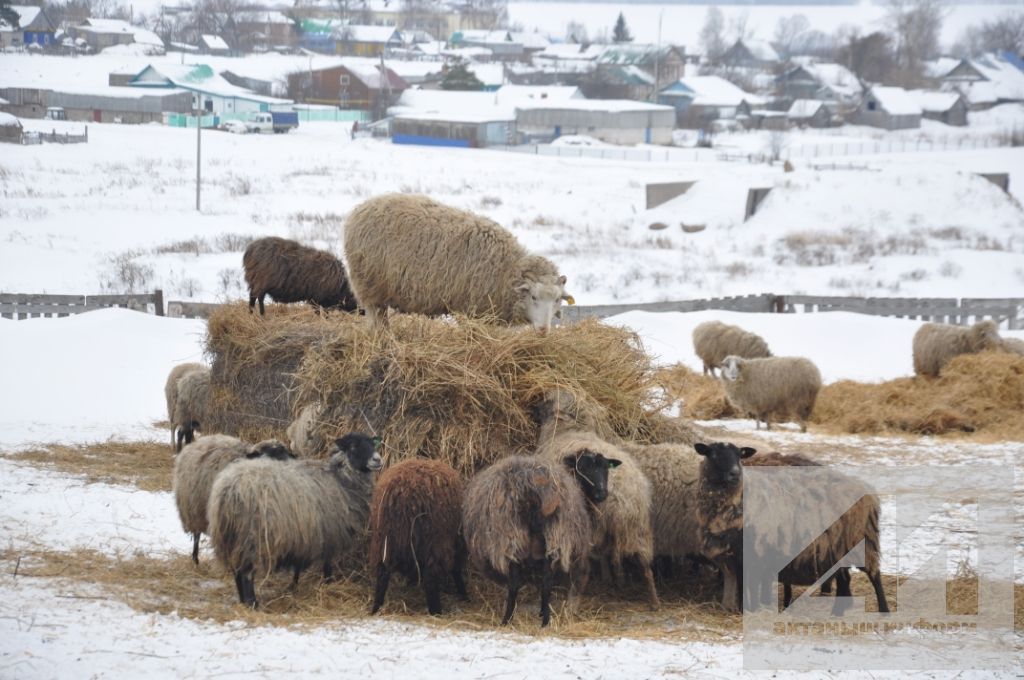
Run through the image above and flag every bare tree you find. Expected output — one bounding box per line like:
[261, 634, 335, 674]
[838, 30, 896, 85]
[728, 11, 753, 42]
[886, 0, 945, 80]
[954, 10, 1024, 57]
[565, 19, 587, 44]
[699, 6, 726, 65]
[774, 14, 809, 58]
[460, 0, 507, 31]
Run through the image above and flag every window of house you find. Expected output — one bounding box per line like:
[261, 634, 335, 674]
[867, 100, 876, 111]
[340, 74, 350, 86]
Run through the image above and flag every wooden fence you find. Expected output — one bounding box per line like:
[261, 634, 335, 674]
[37, 127, 88, 144]
[0, 290, 163, 319]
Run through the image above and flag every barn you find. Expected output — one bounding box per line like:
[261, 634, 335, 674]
[515, 99, 674, 145]
[851, 86, 922, 130]
[908, 90, 968, 127]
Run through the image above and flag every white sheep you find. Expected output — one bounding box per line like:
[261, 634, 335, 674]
[719, 355, 821, 432]
[912, 320, 1001, 377]
[692, 321, 771, 376]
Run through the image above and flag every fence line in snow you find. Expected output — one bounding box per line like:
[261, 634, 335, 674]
[0, 290, 164, 319]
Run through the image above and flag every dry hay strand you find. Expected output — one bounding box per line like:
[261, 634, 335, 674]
[812, 351, 1024, 438]
[656, 364, 736, 420]
[2, 440, 172, 492]
[207, 302, 691, 476]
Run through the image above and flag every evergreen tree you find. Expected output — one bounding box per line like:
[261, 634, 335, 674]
[441, 59, 485, 91]
[1, 0, 20, 30]
[612, 12, 632, 43]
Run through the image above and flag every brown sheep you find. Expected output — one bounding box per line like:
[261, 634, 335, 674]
[243, 236, 357, 316]
[692, 321, 771, 376]
[912, 320, 1001, 377]
[695, 441, 888, 614]
[343, 194, 572, 330]
[165, 362, 204, 450]
[368, 459, 467, 615]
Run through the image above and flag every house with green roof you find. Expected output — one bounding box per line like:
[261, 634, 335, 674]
[128, 63, 292, 115]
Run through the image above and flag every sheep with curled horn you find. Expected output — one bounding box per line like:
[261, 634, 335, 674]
[243, 236, 358, 316]
[462, 449, 620, 627]
[208, 432, 381, 608]
[695, 441, 889, 614]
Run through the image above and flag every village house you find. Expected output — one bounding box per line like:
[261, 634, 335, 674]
[235, 11, 298, 52]
[658, 75, 765, 128]
[940, 52, 1024, 110]
[0, 5, 57, 49]
[199, 34, 230, 55]
[851, 85, 922, 130]
[774, 60, 863, 108]
[287, 59, 406, 117]
[721, 38, 781, 70]
[68, 18, 164, 53]
[450, 30, 525, 62]
[786, 99, 832, 128]
[129, 63, 292, 116]
[335, 25, 403, 57]
[907, 90, 968, 126]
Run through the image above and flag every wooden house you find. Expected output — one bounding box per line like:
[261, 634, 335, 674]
[287, 60, 407, 117]
[850, 86, 921, 130]
[0, 5, 57, 49]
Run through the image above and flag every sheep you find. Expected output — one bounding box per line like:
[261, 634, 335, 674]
[692, 321, 771, 377]
[695, 441, 889, 614]
[1001, 337, 1024, 356]
[462, 450, 620, 626]
[343, 193, 573, 330]
[243, 236, 358, 316]
[173, 435, 296, 564]
[172, 366, 212, 453]
[912, 320, 1001, 377]
[534, 390, 659, 609]
[208, 432, 382, 608]
[368, 459, 467, 616]
[286, 403, 325, 458]
[164, 362, 204, 450]
[719, 355, 822, 432]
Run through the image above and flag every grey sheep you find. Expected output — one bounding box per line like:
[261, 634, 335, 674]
[164, 362, 204, 450]
[243, 236, 357, 316]
[286, 403, 325, 457]
[208, 433, 382, 608]
[912, 320, 1001, 377]
[535, 390, 659, 609]
[462, 450, 619, 626]
[343, 193, 573, 330]
[695, 441, 889, 614]
[1001, 337, 1024, 356]
[692, 321, 771, 376]
[173, 435, 295, 564]
[173, 366, 212, 453]
[720, 355, 822, 432]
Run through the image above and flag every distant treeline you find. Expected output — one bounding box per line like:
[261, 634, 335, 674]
[512, 0, 1016, 6]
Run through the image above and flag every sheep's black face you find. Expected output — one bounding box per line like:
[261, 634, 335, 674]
[563, 450, 621, 504]
[247, 439, 297, 461]
[694, 442, 756, 489]
[335, 433, 383, 472]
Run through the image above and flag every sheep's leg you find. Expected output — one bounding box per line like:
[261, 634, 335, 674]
[867, 569, 890, 613]
[612, 555, 626, 589]
[721, 563, 737, 611]
[175, 427, 185, 453]
[452, 548, 469, 601]
[501, 562, 521, 625]
[424, 568, 443, 616]
[258, 294, 266, 316]
[291, 567, 301, 591]
[821, 574, 833, 595]
[642, 561, 660, 610]
[191, 533, 200, 565]
[371, 565, 390, 614]
[248, 294, 256, 314]
[566, 561, 588, 617]
[235, 568, 257, 609]
[783, 581, 793, 609]
[539, 556, 553, 627]
[832, 568, 853, 616]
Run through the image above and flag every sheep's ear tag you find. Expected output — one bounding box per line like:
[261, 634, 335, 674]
[372, 436, 382, 452]
[565, 296, 575, 305]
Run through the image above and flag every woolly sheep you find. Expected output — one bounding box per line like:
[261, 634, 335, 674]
[692, 321, 771, 377]
[173, 366, 212, 453]
[243, 236, 358, 316]
[165, 362, 204, 450]
[912, 320, 1001, 377]
[462, 451, 619, 626]
[173, 435, 295, 564]
[695, 441, 888, 614]
[1001, 337, 1024, 356]
[720, 355, 822, 432]
[368, 459, 467, 615]
[208, 433, 382, 608]
[286, 403, 325, 457]
[343, 193, 573, 330]
[535, 390, 659, 609]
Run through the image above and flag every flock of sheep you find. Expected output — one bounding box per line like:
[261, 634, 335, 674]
[162, 192, 1018, 626]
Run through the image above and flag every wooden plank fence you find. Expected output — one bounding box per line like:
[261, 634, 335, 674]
[0, 290, 164, 319]
[166, 300, 221, 319]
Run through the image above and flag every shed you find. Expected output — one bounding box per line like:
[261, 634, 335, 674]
[851, 86, 921, 130]
[392, 110, 515, 148]
[515, 99, 674, 145]
[0, 112, 23, 143]
[907, 90, 968, 126]
[787, 99, 831, 128]
[200, 34, 230, 55]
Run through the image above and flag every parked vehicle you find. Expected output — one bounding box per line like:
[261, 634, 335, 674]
[245, 111, 299, 134]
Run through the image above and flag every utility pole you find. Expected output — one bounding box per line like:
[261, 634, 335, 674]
[652, 9, 663, 103]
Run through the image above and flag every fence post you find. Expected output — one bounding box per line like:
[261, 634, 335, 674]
[154, 289, 165, 316]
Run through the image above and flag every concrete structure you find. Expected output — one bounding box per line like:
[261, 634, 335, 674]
[908, 90, 968, 126]
[0, 5, 57, 49]
[851, 86, 922, 130]
[515, 99, 675, 145]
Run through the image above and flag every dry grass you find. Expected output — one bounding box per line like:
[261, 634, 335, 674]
[3, 440, 173, 492]
[207, 303, 692, 477]
[658, 352, 1024, 439]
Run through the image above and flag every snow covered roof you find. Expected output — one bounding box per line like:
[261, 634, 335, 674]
[798, 61, 862, 98]
[535, 43, 603, 61]
[455, 30, 514, 45]
[440, 46, 492, 61]
[76, 18, 163, 46]
[924, 57, 960, 79]
[907, 89, 962, 113]
[494, 85, 582, 106]
[665, 76, 766, 107]
[129, 63, 291, 104]
[867, 86, 922, 116]
[339, 59, 407, 90]
[787, 99, 826, 118]
[509, 32, 550, 50]
[958, 53, 1024, 102]
[200, 35, 229, 51]
[237, 11, 293, 25]
[393, 110, 514, 124]
[741, 39, 779, 62]
[467, 62, 504, 87]
[337, 25, 401, 44]
[597, 43, 671, 66]
[391, 89, 513, 121]
[1, 5, 41, 30]
[0, 112, 21, 126]
[514, 99, 672, 113]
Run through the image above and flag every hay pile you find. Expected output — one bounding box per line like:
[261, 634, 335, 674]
[656, 351, 1024, 438]
[812, 351, 1024, 438]
[206, 303, 692, 475]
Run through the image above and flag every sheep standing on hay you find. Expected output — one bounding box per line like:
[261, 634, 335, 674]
[343, 193, 573, 330]
[368, 459, 467, 616]
[913, 320, 1001, 377]
[165, 362, 204, 450]
[173, 435, 296, 564]
[286, 403, 324, 457]
[208, 433, 382, 608]
[462, 450, 619, 626]
[692, 321, 771, 376]
[695, 441, 889, 614]
[173, 366, 212, 453]
[1001, 337, 1024, 356]
[535, 390, 659, 609]
[243, 236, 358, 316]
[719, 355, 821, 432]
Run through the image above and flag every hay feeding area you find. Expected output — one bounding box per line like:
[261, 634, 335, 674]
[207, 303, 693, 475]
[658, 352, 1024, 439]
[4, 440, 173, 492]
